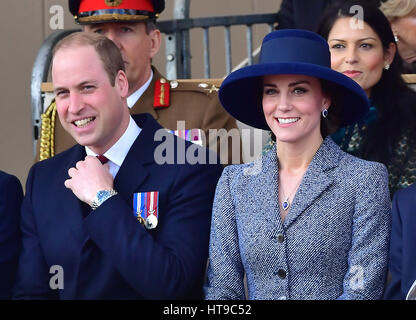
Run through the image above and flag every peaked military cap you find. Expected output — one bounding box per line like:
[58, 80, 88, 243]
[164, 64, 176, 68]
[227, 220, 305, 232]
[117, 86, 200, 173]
[69, 0, 165, 24]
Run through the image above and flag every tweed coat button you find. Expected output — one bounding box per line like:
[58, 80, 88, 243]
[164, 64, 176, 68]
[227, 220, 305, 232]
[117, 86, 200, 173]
[277, 269, 287, 279]
[277, 233, 284, 243]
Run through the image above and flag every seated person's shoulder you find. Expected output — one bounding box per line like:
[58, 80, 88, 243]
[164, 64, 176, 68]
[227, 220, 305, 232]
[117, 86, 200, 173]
[35, 142, 80, 171]
[393, 182, 416, 203]
[0, 171, 22, 204]
[0, 171, 20, 188]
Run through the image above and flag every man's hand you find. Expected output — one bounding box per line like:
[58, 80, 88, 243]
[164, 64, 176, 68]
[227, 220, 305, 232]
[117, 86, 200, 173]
[64, 155, 114, 206]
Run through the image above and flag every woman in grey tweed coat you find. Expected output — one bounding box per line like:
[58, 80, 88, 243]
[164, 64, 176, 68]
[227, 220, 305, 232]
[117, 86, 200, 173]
[204, 29, 391, 300]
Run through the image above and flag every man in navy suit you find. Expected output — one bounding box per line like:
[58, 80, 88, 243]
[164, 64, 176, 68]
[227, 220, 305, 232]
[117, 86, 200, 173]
[0, 171, 22, 299]
[13, 32, 223, 299]
[384, 184, 416, 300]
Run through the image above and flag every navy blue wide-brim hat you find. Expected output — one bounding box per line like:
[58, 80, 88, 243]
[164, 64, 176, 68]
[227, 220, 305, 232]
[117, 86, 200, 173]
[219, 29, 370, 130]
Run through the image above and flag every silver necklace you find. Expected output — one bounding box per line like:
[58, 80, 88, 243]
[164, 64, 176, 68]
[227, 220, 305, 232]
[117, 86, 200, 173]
[280, 177, 302, 211]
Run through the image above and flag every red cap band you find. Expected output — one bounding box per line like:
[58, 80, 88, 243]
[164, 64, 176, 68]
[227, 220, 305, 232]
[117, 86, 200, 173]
[78, 0, 154, 14]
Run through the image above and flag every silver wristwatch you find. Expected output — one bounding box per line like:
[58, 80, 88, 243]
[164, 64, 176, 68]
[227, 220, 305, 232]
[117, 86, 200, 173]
[90, 189, 118, 210]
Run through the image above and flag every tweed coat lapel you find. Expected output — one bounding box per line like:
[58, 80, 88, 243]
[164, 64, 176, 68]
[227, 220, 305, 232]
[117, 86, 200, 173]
[283, 137, 341, 229]
[248, 144, 284, 231]
[129, 67, 162, 121]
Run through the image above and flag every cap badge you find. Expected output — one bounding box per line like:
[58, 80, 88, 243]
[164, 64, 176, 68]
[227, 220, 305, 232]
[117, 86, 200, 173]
[105, 0, 123, 7]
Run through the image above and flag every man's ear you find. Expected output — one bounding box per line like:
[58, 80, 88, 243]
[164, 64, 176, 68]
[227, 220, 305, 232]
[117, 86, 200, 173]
[149, 29, 161, 59]
[115, 70, 129, 98]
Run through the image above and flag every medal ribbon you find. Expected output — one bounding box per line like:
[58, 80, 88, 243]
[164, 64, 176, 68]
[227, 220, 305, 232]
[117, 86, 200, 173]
[133, 192, 147, 221]
[133, 192, 158, 220]
[168, 129, 202, 143]
[147, 191, 158, 217]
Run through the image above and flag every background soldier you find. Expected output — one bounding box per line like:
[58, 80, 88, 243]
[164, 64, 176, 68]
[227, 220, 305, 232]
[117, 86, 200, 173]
[38, 0, 241, 164]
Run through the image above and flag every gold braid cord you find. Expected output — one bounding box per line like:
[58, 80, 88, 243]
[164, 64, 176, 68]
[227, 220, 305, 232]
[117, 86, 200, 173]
[78, 14, 148, 23]
[39, 101, 57, 161]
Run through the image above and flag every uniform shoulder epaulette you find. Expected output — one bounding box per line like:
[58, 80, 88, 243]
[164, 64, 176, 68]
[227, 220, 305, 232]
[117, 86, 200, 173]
[172, 78, 223, 94]
[39, 100, 57, 160]
[153, 78, 223, 109]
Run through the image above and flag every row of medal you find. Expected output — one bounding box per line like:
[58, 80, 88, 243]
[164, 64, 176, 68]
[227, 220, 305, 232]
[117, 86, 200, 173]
[133, 191, 158, 230]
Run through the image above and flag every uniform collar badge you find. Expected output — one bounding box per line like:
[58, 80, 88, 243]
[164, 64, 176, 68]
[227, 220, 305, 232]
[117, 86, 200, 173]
[154, 78, 170, 108]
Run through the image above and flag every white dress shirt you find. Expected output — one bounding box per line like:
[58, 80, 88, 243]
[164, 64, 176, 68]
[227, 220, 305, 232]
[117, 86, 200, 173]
[86, 116, 141, 178]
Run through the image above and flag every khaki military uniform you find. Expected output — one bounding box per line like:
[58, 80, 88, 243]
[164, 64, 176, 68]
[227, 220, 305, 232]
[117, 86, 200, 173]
[38, 67, 241, 164]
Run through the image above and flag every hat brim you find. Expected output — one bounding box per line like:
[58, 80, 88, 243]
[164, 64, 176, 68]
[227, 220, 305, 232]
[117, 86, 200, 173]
[219, 62, 369, 130]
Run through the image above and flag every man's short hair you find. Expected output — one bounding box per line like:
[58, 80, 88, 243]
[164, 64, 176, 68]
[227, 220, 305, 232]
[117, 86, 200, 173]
[52, 32, 125, 86]
[145, 20, 157, 34]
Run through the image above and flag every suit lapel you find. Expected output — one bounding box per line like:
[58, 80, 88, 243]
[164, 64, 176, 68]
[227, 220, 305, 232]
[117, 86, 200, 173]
[113, 114, 158, 199]
[283, 137, 341, 229]
[57, 145, 91, 245]
[113, 146, 149, 199]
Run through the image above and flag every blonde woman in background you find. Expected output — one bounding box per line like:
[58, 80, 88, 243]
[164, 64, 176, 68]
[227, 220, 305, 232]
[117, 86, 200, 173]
[380, 0, 416, 66]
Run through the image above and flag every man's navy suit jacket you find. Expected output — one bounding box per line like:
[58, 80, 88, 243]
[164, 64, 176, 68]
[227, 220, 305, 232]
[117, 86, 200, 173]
[0, 171, 23, 299]
[384, 184, 416, 299]
[13, 113, 223, 299]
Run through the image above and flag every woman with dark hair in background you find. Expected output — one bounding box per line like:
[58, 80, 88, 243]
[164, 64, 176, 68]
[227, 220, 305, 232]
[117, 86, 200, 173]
[318, 1, 416, 197]
[318, 1, 416, 300]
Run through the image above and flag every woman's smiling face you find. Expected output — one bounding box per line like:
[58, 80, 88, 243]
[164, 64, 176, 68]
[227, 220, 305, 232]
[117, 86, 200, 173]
[328, 17, 394, 97]
[262, 74, 330, 145]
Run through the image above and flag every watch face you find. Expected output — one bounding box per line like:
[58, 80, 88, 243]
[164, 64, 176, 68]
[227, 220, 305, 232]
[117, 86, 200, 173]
[97, 190, 110, 202]
[91, 189, 117, 209]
